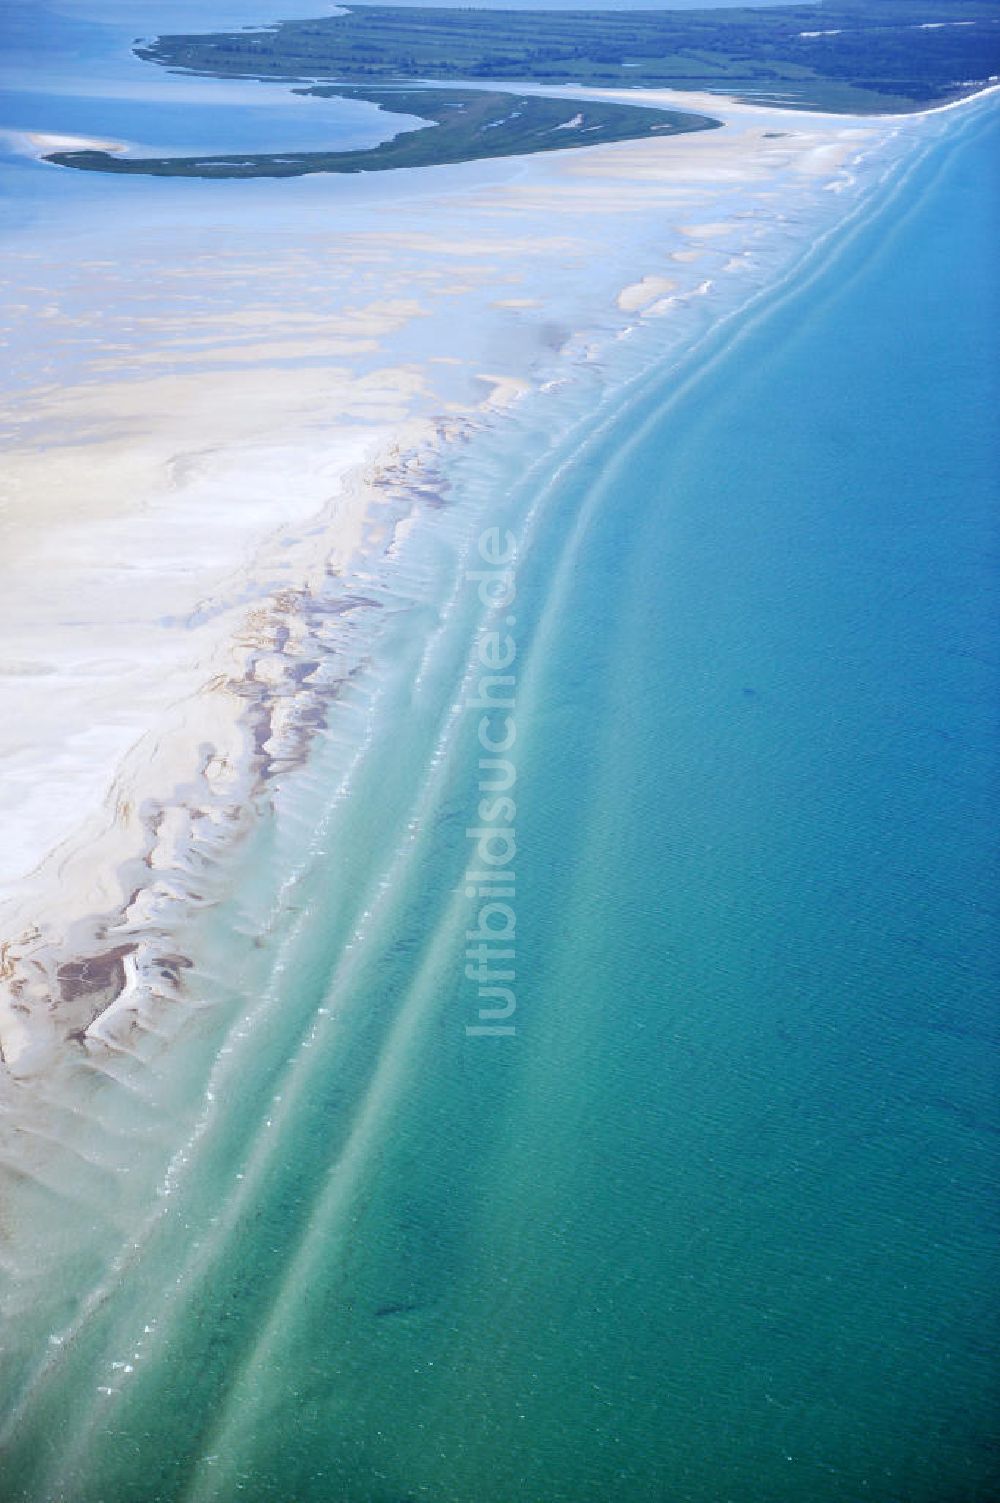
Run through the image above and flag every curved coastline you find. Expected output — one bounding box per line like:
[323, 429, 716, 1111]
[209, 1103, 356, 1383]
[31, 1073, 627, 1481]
[0, 91, 968, 1080]
[0, 85, 996, 1501]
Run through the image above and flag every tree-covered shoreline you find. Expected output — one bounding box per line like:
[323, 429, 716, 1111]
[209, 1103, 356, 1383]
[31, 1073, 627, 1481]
[136, 2, 1000, 115]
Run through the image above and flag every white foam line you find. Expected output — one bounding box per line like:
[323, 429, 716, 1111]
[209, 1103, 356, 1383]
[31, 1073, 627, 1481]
[8, 101, 969, 1475]
[37, 495, 527, 1467]
[0, 682, 396, 1462]
[182, 867, 479, 1501]
[10, 523, 484, 1478]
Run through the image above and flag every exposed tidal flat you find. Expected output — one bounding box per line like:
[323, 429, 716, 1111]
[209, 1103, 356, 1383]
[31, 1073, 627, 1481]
[1, 18, 998, 1502]
[0, 66, 906, 1069]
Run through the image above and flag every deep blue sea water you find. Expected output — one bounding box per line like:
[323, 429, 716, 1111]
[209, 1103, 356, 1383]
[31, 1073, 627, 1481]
[0, 12, 997, 1498]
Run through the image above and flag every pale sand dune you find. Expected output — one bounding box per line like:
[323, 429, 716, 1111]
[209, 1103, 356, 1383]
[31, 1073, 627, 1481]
[24, 131, 125, 155]
[0, 90, 918, 1070]
[679, 222, 736, 237]
[89, 337, 380, 370]
[475, 372, 531, 407]
[617, 275, 678, 312]
[357, 233, 578, 257]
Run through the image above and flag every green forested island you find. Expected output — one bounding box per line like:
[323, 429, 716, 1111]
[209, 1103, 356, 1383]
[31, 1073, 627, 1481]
[45, 87, 719, 178]
[138, 1, 1000, 112]
[44, 2, 1000, 179]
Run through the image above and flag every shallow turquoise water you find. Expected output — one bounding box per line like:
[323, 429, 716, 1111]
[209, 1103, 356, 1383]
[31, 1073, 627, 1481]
[2, 100, 998, 1503]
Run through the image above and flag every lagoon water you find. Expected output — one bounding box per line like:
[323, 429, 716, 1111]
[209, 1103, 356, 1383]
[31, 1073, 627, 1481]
[0, 4, 415, 180]
[1, 14, 998, 1500]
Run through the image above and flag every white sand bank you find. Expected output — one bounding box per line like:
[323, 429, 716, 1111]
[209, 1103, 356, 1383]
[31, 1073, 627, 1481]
[0, 89, 921, 1072]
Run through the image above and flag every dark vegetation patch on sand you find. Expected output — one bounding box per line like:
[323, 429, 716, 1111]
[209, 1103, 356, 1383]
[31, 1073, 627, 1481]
[137, 1, 1000, 114]
[45, 85, 719, 178]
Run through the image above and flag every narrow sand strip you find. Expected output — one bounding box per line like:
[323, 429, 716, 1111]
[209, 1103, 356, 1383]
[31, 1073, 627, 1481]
[0, 89, 931, 1072]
